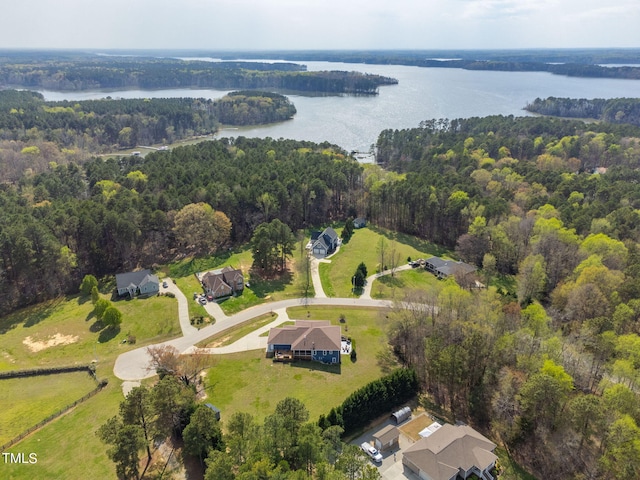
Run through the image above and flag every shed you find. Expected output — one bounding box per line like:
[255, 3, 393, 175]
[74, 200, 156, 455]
[373, 424, 400, 451]
[204, 403, 221, 421]
[391, 406, 411, 424]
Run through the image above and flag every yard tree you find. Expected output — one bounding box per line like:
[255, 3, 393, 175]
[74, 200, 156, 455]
[79, 274, 98, 296]
[341, 217, 354, 243]
[335, 444, 367, 480]
[226, 412, 259, 464]
[146, 344, 210, 391]
[204, 450, 235, 480]
[173, 202, 231, 255]
[250, 219, 295, 274]
[94, 298, 111, 320]
[151, 375, 196, 437]
[97, 418, 146, 480]
[376, 236, 387, 272]
[103, 305, 123, 328]
[90, 285, 100, 304]
[119, 386, 155, 477]
[183, 404, 224, 464]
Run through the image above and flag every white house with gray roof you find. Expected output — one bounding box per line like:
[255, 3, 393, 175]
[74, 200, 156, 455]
[307, 227, 340, 257]
[115, 269, 159, 297]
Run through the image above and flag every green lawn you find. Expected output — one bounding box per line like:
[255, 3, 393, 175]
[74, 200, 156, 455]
[204, 306, 394, 423]
[0, 371, 98, 445]
[372, 267, 441, 299]
[3, 369, 122, 480]
[0, 294, 180, 371]
[321, 226, 441, 297]
[166, 245, 312, 315]
[0, 293, 183, 478]
[196, 312, 278, 348]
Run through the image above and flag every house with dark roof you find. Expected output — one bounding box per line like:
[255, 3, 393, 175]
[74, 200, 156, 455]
[402, 424, 497, 480]
[115, 269, 159, 297]
[308, 227, 340, 257]
[424, 256, 476, 280]
[266, 320, 341, 364]
[201, 267, 244, 299]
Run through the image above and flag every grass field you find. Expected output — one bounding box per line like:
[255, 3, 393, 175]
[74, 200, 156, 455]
[3, 369, 122, 480]
[0, 292, 183, 479]
[204, 306, 394, 422]
[196, 312, 277, 348]
[0, 294, 180, 371]
[0, 371, 98, 445]
[373, 267, 441, 299]
[320, 226, 444, 297]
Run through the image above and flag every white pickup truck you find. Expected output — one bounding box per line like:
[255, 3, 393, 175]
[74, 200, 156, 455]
[360, 442, 383, 463]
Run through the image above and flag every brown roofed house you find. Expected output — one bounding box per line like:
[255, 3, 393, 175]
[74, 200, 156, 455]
[266, 320, 341, 364]
[402, 424, 497, 480]
[201, 267, 244, 299]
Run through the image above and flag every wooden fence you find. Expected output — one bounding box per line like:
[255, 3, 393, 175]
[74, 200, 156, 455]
[0, 365, 107, 453]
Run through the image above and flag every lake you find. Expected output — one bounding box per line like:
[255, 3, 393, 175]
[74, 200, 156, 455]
[38, 60, 640, 155]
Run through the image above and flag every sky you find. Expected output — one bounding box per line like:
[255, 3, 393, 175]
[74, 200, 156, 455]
[1, 0, 639, 51]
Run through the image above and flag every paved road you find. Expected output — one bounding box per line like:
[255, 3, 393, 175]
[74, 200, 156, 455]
[113, 253, 411, 384]
[361, 264, 413, 300]
[113, 296, 393, 381]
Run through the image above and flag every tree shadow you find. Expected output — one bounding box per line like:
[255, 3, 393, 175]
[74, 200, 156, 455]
[98, 325, 120, 343]
[248, 268, 292, 298]
[90, 319, 105, 333]
[22, 297, 65, 329]
[288, 360, 341, 375]
[85, 310, 96, 322]
[379, 276, 404, 288]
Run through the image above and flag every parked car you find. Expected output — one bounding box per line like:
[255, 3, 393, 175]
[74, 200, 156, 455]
[162, 281, 168, 288]
[198, 297, 207, 305]
[360, 442, 383, 463]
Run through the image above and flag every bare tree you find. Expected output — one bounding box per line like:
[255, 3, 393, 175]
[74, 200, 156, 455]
[146, 345, 211, 393]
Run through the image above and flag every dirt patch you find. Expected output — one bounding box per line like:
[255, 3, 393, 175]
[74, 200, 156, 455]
[399, 413, 437, 441]
[23, 333, 79, 352]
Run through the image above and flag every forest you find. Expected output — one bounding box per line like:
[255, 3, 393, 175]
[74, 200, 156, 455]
[2, 110, 640, 477]
[0, 54, 397, 94]
[526, 97, 640, 126]
[205, 48, 640, 80]
[0, 89, 295, 181]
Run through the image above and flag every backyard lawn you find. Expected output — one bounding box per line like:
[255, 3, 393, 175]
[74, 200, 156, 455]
[319, 226, 440, 297]
[204, 306, 395, 422]
[372, 267, 441, 299]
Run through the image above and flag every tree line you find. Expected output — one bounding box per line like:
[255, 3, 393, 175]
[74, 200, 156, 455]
[526, 97, 640, 127]
[0, 54, 397, 94]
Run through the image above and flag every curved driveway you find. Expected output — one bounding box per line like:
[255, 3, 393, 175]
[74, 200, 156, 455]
[114, 260, 406, 382]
